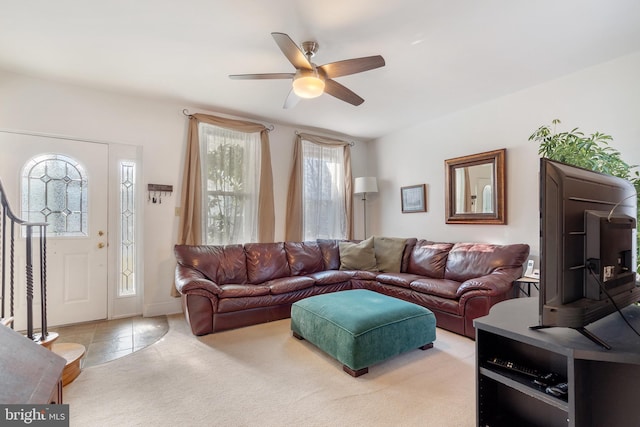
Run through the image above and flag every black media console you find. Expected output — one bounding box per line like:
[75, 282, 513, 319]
[474, 297, 640, 427]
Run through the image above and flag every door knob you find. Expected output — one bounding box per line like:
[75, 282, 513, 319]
[98, 242, 105, 249]
[98, 230, 105, 236]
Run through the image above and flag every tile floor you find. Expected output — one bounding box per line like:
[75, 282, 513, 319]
[53, 315, 169, 367]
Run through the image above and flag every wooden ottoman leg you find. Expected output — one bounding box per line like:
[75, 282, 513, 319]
[293, 331, 305, 340]
[420, 342, 434, 350]
[343, 365, 368, 377]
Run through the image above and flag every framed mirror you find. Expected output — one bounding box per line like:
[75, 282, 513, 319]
[444, 148, 506, 224]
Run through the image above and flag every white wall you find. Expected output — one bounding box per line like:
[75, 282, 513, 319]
[369, 51, 640, 262]
[0, 69, 372, 317]
[2, 50, 638, 318]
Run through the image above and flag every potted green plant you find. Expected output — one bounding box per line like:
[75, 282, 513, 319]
[529, 119, 640, 273]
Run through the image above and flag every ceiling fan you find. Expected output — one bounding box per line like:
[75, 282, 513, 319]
[229, 32, 385, 108]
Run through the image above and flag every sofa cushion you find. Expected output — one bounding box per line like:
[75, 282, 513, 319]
[339, 237, 378, 272]
[317, 239, 341, 270]
[455, 268, 520, 297]
[265, 276, 315, 295]
[401, 238, 418, 272]
[174, 244, 248, 285]
[245, 242, 291, 284]
[374, 236, 407, 273]
[285, 241, 324, 276]
[410, 278, 461, 299]
[219, 284, 271, 298]
[307, 270, 352, 286]
[376, 272, 426, 289]
[343, 270, 379, 280]
[407, 241, 453, 279]
[444, 243, 530, 282]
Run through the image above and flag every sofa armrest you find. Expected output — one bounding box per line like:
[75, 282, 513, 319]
[455, 268, 520, 298]
[175, 265, 223, 297]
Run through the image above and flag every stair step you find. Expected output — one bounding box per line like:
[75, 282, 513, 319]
[51, 342, 86, 386]
[35, 331, 59, 350]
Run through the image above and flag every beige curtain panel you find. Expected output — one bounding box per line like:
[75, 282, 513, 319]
[285, 132, 353, 241]
[177, 117, 203, 247]
[173, 112, 275, 296]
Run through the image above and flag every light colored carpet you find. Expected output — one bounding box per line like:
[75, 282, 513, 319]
[64, 314, 477, 426]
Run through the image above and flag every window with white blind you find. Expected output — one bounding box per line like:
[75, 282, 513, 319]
[301, 139, 347, 240]
[199, 123, 261, 245]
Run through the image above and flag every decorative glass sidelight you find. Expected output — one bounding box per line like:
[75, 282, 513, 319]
[21, 154, 88, 236]
[119, 161, 136, 297]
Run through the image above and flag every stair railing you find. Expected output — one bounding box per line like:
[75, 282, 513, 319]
[0, 179, 49, 342]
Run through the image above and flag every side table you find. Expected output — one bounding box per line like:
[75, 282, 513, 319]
[513, 276, 539, 297]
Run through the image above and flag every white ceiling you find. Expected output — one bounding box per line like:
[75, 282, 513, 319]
[1, 0, 639, 140]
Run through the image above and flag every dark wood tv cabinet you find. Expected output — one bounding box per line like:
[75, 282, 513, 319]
[474, 297, 640, 427]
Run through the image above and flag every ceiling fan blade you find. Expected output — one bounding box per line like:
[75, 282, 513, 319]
[283, 89, 301, 109]
[271, 32, 312, 70]
[319, 55, 385, 79]
[229, 73, 294, 80]
[324, 79, 364, 106]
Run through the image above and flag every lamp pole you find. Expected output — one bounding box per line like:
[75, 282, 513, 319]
[354, 176, 378, 240]
[362, 192, 368, 239]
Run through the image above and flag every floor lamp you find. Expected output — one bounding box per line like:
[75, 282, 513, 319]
[354, 177, 378, 239]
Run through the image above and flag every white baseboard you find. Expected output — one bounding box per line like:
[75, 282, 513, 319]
[143, 299, 183, 317]
[110, 312, 141, 320]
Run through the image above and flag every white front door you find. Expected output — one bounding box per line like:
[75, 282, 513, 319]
[0, 132, 108, 329]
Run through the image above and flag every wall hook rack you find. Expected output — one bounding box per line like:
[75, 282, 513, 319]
[147, 184, 173, 204]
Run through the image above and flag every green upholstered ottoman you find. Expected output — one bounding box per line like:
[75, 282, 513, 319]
[291, 289, 436, 377]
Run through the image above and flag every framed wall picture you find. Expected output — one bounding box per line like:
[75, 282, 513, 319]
[401, 184, 427, 213]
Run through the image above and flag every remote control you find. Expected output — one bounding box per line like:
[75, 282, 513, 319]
[534, 372, 561, 387]
[486, 357, 560, 386]
[546, 382, 568, 397]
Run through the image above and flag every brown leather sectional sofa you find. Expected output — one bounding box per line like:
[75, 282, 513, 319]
[174, 238, 529, 339]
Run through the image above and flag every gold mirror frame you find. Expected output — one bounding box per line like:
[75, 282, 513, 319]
[444, 148, 506, 224]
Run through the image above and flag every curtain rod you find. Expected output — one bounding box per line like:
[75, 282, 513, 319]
[182, 109, 274, 132]
[295, 130, 355, 147]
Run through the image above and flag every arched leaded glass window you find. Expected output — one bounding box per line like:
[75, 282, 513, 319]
[21, 154, 88, 236]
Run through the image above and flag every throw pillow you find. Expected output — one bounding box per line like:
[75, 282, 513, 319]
[374, 236, 407, 273]
[338, 237, 378, 271]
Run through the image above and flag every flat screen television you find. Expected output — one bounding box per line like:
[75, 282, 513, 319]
[536, 158, 640, 348]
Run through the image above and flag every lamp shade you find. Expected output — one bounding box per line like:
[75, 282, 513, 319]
[354, 177, 378, 194]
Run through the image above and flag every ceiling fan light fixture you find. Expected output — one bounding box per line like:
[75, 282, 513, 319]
[292, 69, 325, 99]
